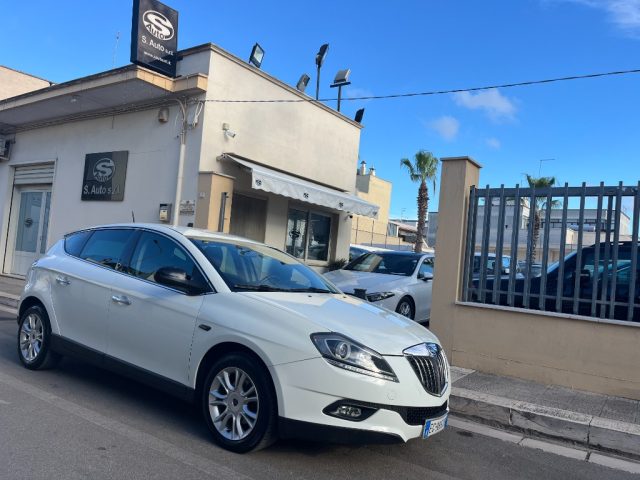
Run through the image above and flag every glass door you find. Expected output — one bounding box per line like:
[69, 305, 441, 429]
[10, 189, 52, 276]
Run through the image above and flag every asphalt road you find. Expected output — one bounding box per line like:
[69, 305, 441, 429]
[0, 313, 636, 480]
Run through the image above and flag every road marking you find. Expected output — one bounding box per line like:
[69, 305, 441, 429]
[0, 399, 9, 405]
[589, 453, 640, 474]
[450, 415, 640, 473]
[0, 371, 256, 480]
[519, 438, 587, 461]
[0, 304, 17, 317]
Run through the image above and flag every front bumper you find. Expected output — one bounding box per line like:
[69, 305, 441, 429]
[270, 355, 450, 443]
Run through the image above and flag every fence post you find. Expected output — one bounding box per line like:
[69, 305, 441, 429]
[430, 157, 481, 357]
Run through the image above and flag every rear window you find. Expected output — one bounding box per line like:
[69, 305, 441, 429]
[78, 229, 135, 270]
[64, 230, 93, 257]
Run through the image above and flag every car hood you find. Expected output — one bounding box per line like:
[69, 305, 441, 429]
[324, 270, 410, 294]
[240, 292, 437, 355]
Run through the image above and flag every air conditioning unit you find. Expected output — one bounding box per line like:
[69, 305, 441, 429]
[0, 137, 12, 161]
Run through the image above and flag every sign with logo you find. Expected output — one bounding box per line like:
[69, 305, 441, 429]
[81, 152, 128, 201]
[130, 0, 178, 77]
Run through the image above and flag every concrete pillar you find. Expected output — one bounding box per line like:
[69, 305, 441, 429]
[430, 157, 481, 356]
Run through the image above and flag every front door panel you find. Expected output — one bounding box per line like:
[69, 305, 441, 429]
[11, 190, 51, 275]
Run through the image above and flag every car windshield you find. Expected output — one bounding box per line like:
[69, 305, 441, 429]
[344, 252, 420, 276]
[190, 237, 338, 293]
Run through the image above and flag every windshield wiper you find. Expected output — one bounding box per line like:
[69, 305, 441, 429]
[232, 284, 291, 292]
[288, 287, 333, 293]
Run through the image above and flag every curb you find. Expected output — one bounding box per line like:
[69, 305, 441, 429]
[450, 386, 640, 460]
[0, 291, 19, 310]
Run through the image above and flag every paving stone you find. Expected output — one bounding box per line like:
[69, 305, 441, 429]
[589, 417, 640, 458]
[453, 372, 548, 403]
[510, 402, 591, 443]
[589, 453, 640, 475]
[519, 438, 588, 460]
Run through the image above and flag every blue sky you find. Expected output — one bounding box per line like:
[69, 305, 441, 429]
[5, 0, 640, 218]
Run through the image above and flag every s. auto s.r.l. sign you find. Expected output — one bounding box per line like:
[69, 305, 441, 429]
[131, 0, 178, 77]
[81, 152, 128, 201]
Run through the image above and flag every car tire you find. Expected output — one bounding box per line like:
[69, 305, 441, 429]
[17, 304, 61, 370]
[202, 352, 278, 453]
[395, 296, 415, 320]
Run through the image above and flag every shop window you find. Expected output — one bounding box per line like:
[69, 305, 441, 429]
[286, 208, 332, 262]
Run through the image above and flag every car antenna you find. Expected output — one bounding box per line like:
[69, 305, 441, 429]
[131, 211, 136, 223]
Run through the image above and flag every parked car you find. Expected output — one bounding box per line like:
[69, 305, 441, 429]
[324, 251, 434, 324]
[472, 253, 523, 280]
[17, 224, 450, 452]
[475, 242, 640, 321]
[517, 261, 543, 278]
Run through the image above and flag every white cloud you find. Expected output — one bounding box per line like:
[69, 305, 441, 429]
[452, 88, 517, 121]
[486, 137, 501, 149]
[554, 0, 640, 37]
[345, 87, 374, 103]
[429, 115, 460, 141]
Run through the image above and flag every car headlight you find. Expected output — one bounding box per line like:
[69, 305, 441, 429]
[366, 291, 395, 302]
[310, 333, 398, 382]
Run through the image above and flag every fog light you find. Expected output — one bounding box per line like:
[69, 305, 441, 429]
[334, 405, 362, 418]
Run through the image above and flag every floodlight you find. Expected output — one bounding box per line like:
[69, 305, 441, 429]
[315, 44, 329, 67]
[314, 43, 329, 100]
[330, 68, 352, 112]
[296, 74, 311, 93]
[332, 69, 351, 86]
[354, 108, 365, 123]
[249, 43, 265, 68]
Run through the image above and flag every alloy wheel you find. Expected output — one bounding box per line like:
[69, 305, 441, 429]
[398, 301, 413, 318]
[19, 313, 44, 362]
[208, 367, 259, 441]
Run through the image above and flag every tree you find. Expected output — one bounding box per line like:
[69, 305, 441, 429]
[525, 174, 559, 263]
[400, 150, 439, 253]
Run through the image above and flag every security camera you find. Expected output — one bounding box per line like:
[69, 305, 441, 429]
[225, 130, 236, 138]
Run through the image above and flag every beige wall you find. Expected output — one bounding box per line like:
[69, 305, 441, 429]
[0, 66, 50, 100]
[195, 172, 235, 232]
[430, 157, 640, 400]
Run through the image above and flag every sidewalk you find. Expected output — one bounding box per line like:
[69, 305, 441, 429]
[0, 275, 24, 313]
[450, 366, 640, 459]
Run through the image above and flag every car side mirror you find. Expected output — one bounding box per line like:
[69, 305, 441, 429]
[155, 267, 204, 295]
[418, 272, 433, 282]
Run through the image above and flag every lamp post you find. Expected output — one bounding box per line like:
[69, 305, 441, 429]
[315, 44, 329, 100]
[330, 69, 351, 112]
[249, 43, 265, 68]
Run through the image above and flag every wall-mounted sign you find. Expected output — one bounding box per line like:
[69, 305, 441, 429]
[179, 200, 195, 215]
[130, 0, 179, 77]
[81, 151, 128, 201]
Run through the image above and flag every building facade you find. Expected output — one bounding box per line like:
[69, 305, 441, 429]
[0, 44, 376, 277]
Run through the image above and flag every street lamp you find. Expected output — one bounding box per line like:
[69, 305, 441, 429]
[315, 43, 329, 100]
[330, 69, 351, 112]
[249, 43, 265, 68]
[296, 73, 311, 93]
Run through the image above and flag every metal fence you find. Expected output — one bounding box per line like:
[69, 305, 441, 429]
[462, 182, 640, 323]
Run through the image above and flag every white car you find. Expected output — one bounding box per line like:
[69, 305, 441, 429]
[324, 251, 434, 324]
[17, 224, 450, 453]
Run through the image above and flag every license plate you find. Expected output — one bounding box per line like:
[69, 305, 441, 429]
[423, 414, 448, 439]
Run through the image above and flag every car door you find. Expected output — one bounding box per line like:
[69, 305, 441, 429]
[50, 228, 137, 353]
[412, 256, 434, 322]
[106, 230, 211, 385]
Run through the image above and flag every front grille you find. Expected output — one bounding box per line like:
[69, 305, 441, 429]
[405, 344, 448, 396]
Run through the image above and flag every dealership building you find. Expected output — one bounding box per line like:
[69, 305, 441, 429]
[0, 43, 377, 277]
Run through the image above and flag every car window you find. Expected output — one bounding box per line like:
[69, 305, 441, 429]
[345, 252, 419, 276]
[418, 257, 434, 277]
[191, 238, 337, 293]
[64, 230, 93, 257]
[127, 232, 207, 290]
[79, 229, 134, 270]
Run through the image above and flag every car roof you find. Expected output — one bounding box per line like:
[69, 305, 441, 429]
[68, 223, 263, 246]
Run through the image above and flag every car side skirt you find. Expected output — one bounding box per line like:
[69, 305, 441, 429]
[50, 334, 196, 403]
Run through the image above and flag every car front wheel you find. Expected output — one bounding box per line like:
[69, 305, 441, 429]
[395, 297, 415, 320]
[202, 352, 277, 453]
[17, 305, 61, 370]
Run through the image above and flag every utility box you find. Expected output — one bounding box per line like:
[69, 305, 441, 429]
[159, 203, 172, 223]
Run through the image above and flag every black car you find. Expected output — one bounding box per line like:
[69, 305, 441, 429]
[473, 242, 640, 322]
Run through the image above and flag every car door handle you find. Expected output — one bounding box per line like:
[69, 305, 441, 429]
[111, 295, 131, 306]
[55, 276, 70, 286]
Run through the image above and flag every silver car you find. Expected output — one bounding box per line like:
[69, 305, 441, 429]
[324, 251, 434, 324]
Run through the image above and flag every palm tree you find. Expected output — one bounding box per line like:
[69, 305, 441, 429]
[400, 150, 439, 253]
[525, 174, 558, 263]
